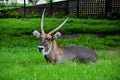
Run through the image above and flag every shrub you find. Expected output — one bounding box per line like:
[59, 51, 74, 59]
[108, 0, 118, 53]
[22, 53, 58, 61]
[79, 13, 89, 18]
[0, 10, 24, 18]
[10, 2, 24, 6]
[69, 14, 77, 18]
[0, 12, 4, 18]
[108, 11, 120, 20]
[0, 3, 6, 8]
[27, 12, 40, 18]
[5, 11, 19, 18]
[52, 12, 66, 18]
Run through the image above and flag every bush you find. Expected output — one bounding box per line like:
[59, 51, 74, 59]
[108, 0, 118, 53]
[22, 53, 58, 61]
[69, 13, 90, 18]
[79, 13, 89, 18]
[27, 12, 40, 18]
[69, 14, 77, 18]
[7, 11, 19, 18]
[52, 12, 66, 18]
[0, 12, 4, 18]
[108, 11, 120, 20]
[3, 11, 19, 18]
[10, 2, 24, 6]
[0, 3, 6, 8]
[0, 10, 24, 18]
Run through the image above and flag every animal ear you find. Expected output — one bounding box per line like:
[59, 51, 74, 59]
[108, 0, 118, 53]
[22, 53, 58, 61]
[53, 32, 62, 39]
[32, 30, 41, 38]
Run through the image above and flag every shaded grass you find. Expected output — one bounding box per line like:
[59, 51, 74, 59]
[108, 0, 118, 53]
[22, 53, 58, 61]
[0, 18, 120, 80]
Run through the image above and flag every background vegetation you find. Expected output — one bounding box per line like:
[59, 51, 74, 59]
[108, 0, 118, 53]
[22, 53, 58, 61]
[0, 0, 53, 10]
[0, 18, 120, 80]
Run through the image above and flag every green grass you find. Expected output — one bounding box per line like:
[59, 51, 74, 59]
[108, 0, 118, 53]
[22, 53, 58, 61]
[0, 18, 120, 34]
[0, 48, 120, 80]
[0, 18, 120, 80]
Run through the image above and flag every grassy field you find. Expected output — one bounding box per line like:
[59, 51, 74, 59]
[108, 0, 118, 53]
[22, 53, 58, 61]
[0, 18, 120, 80]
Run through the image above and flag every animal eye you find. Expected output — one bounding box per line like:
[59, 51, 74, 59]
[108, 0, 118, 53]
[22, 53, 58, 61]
[47, 38, 51, 41]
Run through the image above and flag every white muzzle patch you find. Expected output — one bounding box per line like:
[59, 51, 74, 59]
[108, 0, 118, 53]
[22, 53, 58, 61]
[38, 46, 46, 56]
[38, 44, 52, 56]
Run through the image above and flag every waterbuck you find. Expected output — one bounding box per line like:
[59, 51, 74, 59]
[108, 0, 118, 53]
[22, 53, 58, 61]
[33, 9, 98, 63]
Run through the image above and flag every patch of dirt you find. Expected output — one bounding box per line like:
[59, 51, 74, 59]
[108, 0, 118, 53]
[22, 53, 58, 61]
[106, 50, 120, 54]
[61, 34, 81, 39]
[61, 34, 107, 39]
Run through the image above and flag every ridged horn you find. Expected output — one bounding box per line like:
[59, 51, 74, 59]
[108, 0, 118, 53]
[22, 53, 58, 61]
[41, 9, 46, 34]
[48, 17, 69, 34]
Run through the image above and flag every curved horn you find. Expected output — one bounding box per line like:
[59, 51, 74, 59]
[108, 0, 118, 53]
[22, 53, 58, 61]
[49, 17, 69, 34]
[41, 9, 46, 34]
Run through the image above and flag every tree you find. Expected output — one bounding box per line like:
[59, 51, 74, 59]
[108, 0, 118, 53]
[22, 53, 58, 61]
[6, 0, 8, 4]
[28, 0, 33, 3]
[47, 0, 55, 3]
[28, 0, 37, 5]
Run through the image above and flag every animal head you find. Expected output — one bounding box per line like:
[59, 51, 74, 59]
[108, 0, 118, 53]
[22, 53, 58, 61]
[32, 9, 69, 55]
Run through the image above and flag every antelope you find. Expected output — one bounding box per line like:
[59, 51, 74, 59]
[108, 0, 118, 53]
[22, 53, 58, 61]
[33, 9, 98, 63]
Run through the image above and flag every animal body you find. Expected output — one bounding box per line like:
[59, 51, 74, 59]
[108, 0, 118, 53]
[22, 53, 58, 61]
[33, 9, 98, 63]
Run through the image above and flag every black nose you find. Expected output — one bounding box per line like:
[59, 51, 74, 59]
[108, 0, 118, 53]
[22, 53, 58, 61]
[38, 47, 44, 52]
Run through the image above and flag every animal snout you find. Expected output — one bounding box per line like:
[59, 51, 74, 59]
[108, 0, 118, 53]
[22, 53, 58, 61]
[38, 46, 44, 52]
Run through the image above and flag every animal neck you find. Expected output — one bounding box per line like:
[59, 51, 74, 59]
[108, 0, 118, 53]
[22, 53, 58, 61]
[44, 40, 64, 63]
[44, 40, 63, 56]
[51, 40, 63, 55]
